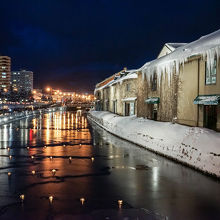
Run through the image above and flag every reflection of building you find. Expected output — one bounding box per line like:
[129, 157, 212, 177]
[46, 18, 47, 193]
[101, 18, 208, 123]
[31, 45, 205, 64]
[0, 56, 11, 91]
[11, 70, 33, 92]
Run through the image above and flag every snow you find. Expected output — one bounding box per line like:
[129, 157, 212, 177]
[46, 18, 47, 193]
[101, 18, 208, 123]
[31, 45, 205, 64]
[194, 95, 220, 105]
[141, 29, 220, 83]
[95, 70, 138, 92]
[166, 43, 187, 50]
[122, 97, 137, 101]
[88, 111, 220, 178]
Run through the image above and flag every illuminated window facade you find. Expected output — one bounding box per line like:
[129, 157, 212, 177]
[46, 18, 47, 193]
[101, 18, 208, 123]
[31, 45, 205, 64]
[11, 70, 33, 92]
[0, 56, 11, 91]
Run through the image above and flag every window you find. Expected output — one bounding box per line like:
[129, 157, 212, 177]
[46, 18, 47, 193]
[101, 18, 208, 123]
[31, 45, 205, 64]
[2, 76, 6, 78]
[206, 58, 217, 85]
[2, 66, 6, 69]
[2, 72, 6, 75]
[152, 73, 157, 91]
[126, 83, 130, 91]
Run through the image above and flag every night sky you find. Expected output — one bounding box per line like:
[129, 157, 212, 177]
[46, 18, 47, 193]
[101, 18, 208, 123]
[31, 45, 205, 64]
[0, 0, 219, 93]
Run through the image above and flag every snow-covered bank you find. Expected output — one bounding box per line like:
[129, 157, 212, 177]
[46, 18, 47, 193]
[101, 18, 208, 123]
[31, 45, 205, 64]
[0, 107, 65, 126]
[88, 111, 220, 178]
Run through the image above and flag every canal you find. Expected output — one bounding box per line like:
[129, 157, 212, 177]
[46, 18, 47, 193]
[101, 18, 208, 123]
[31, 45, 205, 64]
[0, 110, 220, 220]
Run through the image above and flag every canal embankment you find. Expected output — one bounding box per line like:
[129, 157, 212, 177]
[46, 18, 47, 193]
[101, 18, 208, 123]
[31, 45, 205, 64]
[0, 106, 65, 126]
[88, 110, 220, 178]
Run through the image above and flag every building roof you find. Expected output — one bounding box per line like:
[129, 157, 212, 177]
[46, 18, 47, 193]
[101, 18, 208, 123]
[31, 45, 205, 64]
[165, 43, 187, 51]
[141, 29, 220, 80]
[95, 69, 137, 92]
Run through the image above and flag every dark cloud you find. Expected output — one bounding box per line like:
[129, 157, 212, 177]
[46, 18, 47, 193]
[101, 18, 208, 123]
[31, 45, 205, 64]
[0, 0, 219, 92]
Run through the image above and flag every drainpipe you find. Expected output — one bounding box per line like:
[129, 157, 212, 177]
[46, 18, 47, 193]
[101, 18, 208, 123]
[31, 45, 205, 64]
[197, 58, 200, 127]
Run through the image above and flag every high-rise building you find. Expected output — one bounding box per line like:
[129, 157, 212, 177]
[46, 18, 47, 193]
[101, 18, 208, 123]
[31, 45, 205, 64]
[0, 56, 11, 91]
[11, 70, 33, 92]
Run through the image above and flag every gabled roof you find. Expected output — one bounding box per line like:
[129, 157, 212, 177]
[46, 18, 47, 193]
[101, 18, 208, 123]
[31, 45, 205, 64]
[95, 69, 137, 92]
[157, 42, 187, 58]
[166, 43, 187, 51]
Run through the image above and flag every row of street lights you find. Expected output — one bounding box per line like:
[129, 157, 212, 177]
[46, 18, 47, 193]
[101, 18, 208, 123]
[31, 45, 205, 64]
[32, 87, 94, 102]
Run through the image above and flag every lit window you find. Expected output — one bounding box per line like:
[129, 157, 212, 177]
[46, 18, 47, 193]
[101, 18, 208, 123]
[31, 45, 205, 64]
[2, 76, 6, 78]
[206, 58, 217, 85]
[2, 72, 6, 75]
[2, 85, 6, 87]
[1, 66, 6, 69]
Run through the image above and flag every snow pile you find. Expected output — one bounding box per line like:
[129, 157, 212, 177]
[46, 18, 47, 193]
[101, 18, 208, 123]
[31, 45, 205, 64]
[141, 29, 220, 82]
[88, 111, 220, 178]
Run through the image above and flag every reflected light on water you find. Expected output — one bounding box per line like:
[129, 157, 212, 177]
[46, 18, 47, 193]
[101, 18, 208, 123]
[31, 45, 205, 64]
[152, 167, 159, 190]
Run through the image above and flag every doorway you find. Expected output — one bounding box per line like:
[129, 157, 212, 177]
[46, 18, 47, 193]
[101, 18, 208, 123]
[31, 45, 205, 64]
[204, 105, 217, 130]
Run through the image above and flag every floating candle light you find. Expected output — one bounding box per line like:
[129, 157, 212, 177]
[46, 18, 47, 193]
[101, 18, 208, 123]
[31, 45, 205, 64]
[118, 200, 123, 208]
[80, 197, 85, 205]
[51, 169, 56, 175]
[20, 194, 25, 202]
[49, 196, 53, 203]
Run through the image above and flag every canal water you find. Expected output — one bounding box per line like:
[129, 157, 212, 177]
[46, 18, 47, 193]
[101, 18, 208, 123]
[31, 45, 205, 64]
[0, 110, 219, 220]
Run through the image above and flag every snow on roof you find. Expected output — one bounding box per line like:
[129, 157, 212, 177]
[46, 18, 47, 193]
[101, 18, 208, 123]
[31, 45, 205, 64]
[95, 69, 138, 91]
[166, 43, 187, 50]
[141, 29, 220, 81]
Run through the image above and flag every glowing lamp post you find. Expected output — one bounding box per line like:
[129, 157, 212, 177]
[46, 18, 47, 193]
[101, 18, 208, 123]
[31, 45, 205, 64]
[32, 170, 36, 175]
[8, 172, 12, 177]
[91, 157, 94, 162]
[9, 155, 12, 160]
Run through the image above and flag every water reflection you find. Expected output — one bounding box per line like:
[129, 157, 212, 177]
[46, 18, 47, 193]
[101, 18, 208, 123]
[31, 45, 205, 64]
[91, 122, 220, 220]
[0, 111, 219, 220]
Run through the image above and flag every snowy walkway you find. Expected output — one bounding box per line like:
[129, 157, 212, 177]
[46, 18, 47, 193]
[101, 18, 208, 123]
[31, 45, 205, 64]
[88, 111, 220, 178]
